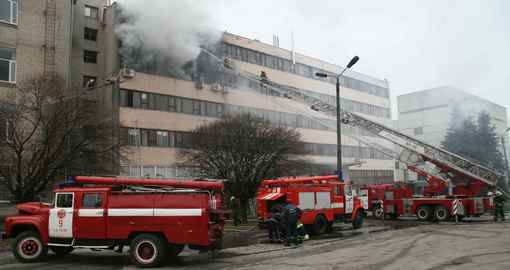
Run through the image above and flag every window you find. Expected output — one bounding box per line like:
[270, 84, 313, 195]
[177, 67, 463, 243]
[84, 27, 98, 41]
[82, 75, 96, 89]
[84, 5, 98, 18]
[127, 128, 140, 146]
[83, 50, 98, 63]
[0, 0, 17, 24]
[414, 127, 423, 135]
[140, 93, 148, 109]
[0, 47, 16, 82]
[56, 193, 73, 208]
[181, 98, 193, 114]
[140, 129, 157, 146]
[82, 193, 103, 208]
[156, 131, 168, 147]
[132, 92, 141, 108]
[192, 100, 201, 115]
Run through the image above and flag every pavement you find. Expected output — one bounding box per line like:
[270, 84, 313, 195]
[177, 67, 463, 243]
[1, 217, 509, 269]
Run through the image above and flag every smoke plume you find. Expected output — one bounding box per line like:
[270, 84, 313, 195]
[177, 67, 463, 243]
[115, 0, 222, 77]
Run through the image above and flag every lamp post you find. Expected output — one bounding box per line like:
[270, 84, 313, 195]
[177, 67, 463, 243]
[315, 56, 359, 179]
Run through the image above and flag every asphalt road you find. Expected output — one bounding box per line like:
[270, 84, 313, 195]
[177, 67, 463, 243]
[1, 218, 509, 270]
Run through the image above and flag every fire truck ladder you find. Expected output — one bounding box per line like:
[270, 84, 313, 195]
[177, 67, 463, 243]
[201, 49, 502, 190]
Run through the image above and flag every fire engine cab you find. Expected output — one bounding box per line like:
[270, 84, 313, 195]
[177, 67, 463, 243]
[256, 175, 364, 235]
[3, 176, 225, 267]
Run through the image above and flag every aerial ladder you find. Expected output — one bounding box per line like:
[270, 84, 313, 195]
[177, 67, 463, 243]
[201, 49, 505, 199]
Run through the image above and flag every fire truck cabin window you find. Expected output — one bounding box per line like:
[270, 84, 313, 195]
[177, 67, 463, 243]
[56, 193, 74, 208]
[82, 193, 103, 208]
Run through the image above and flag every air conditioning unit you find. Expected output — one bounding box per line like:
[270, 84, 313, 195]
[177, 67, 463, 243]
[210, 83, 221, 92]
[195, 80, 204, 90]
[122, 68, 135, 78]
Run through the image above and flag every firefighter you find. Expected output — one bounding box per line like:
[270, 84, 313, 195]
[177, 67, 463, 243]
[493, 191, 506, 222]
[230, 196, 241, 226]
[267, 204, 283, 243]
[296, 221, 308, 244]
[283, 202, 301, 246]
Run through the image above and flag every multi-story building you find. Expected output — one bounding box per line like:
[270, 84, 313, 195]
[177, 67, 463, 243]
[397, 86, 508, 147]
[0, 0, 111, 200]
[1, 1, 396, 190]
[397, 86, 509, 181]
[114, 31, 395, 184]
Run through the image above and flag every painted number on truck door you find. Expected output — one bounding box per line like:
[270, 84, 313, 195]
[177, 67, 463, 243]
[49, 193, 74, 238]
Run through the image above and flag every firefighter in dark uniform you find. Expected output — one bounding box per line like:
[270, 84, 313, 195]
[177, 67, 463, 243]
[283, 202, 302, 246]
[267, 204, 283, 243]
[494, 191, 506, 222]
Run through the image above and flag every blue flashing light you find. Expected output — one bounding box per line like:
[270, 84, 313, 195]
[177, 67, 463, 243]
[335, 170, 343, 182]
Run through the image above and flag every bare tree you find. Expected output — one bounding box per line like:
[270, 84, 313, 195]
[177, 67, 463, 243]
[0, 75, 123, 203]
[179, 113, 310, 221]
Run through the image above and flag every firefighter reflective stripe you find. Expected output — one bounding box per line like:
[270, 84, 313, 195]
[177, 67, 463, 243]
[78, 209, 104, 217]
[107, 208, 203, 217]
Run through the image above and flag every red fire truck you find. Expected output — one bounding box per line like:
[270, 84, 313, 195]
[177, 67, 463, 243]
[2, 176, 225, 267]
[361, 166, 494, 221]
[256, 175, 365, 235]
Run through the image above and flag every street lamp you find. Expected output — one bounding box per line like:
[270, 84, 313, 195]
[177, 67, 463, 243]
[315, 56, 360, 180]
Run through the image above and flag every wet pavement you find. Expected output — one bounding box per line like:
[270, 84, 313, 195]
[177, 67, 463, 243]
[0, 216, 508, 269]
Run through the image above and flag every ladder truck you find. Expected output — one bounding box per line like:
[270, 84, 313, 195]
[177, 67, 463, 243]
[3, 176, 225, 267]
[207, 50, 503, 222]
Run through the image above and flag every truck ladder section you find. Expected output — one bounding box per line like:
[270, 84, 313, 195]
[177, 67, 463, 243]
[75, 176, 224, 191]
[201, 49, 502, 191]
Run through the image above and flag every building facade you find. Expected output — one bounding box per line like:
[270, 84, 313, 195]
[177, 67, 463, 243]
[0, 0, 111, 200]
[1, 1, 396, 189]
[397, 87, 508, 147]
[114, 32, 395, 184]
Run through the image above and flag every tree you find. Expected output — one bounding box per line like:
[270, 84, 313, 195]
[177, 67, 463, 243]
[179, 113, 309, 221]
[0, 75, 123, 203]
[442, 110, 505, 174]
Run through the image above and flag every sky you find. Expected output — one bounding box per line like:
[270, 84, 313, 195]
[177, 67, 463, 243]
[116, 0, 510, 121]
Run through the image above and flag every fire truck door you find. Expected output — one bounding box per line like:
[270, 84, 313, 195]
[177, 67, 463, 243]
[49, 192, 75, 238]
[345, 185, 354, 214]
[75, 192, 106, 239]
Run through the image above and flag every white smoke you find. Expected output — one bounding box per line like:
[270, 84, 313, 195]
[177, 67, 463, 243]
[115, 0, 222, 74]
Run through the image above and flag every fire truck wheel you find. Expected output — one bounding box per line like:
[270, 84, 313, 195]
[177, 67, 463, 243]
[374, 206, 384, 219]
[352, 211, 364, 229]
[168, 244, 184, 257]
[12, 231, 48, 263]
[312, 215, 328, 235]
[130, 234, 168, 267]
[416, 206, 432, 221]
[49, 246, 74, 255]
[434, 206, 450, 222]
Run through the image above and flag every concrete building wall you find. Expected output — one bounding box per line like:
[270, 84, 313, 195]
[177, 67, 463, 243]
[398, 87, 508, 147]
[0, 0, 110, 200]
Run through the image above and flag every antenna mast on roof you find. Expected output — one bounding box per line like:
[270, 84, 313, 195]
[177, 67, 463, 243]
[273, 34, 280, 48]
